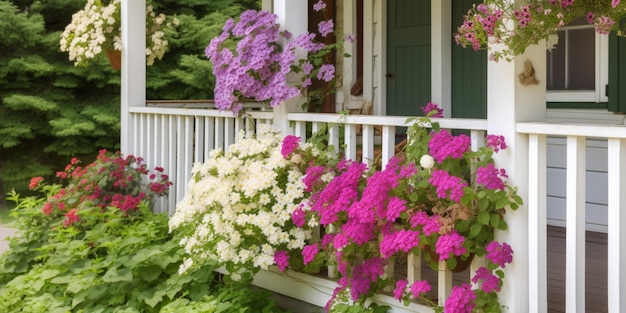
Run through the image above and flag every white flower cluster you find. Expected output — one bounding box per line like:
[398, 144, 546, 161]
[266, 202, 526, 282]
[60, 0, 178, 67]
[170, 126, 312, 276]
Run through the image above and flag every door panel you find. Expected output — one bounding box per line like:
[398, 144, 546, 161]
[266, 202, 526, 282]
[386, 0, 431, 116]
[451, 0, 487, 119]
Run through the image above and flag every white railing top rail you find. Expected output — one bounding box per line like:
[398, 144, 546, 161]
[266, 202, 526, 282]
[518, 122, 626, 138]
[129, 106, 274, 120]
[287, 112, 488, 130]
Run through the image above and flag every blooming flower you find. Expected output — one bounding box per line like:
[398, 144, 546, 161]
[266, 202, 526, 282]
[29, 176, 44, 190]
[435, 230, 467, 261]
[421, 102, 443, 117]
[486, 134, 507, 153]
[429, 169, 468, 202]
[476, 163, 507, 190]
[63, 209, 80, 227]
[471, 267, 501, 293]
[410, 280, 432, 297]
[317, 64, 335, 82]
[274, 250, 290, 271]
[419, 154, 435, 169]
[394, 279, 408, 300]
[486, 241, 514, 268]
[444, 283, 477, 313]
[313, 0, 326, 12]
[428, 130, 470, 163]
[318, 19, 334, 37]
[302, 243, 319, 265]
[281, 135, 301, 158]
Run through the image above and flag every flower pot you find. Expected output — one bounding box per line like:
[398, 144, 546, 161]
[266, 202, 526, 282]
[106, 49, 121, 71]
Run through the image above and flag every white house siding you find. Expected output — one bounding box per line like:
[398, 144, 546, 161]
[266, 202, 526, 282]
[546, 109, 626, 232]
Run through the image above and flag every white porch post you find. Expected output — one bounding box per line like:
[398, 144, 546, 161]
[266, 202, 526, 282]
[120, 0, 146, 155]
[487, 32, 546, 313]
[272, 0, 308, 135]
[431, 0, 451, 116]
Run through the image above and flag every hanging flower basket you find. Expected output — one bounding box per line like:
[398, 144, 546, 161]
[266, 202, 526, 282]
[105, 49, 121, 71]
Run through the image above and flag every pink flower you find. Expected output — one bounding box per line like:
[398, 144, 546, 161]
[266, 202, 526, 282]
[613, 0, 621, 8]
[476, 163, 507, 190]
[281, 135, 300, 158]
[379, 229, 420, 258]
[344, 33, 356, 43]
[429, 169, 468, 202]
[444, 283, 476, 313]
[29, 176, 44, 190]
[291, 206, 306, 227]
[313, 0, 326, 12]
[486, 241, 514, 268]
[410, 280, 432, 297]
[421, 102, 443, 117]
[274, 250, 290, 272]
[435, 230, 466, 261]
[428, 129, 470, 163]
[486, 134, 507, 153]
[394, 279, 408, 300]
[63, 209, 80, 227]
[471, 267, 501, 293]
[302, 243, 319, 265]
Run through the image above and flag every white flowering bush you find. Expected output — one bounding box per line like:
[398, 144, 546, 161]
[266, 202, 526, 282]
[169, 126, 336, 281]
[60, 0, 178, 67]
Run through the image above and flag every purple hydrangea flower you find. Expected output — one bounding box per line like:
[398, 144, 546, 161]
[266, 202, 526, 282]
[313, 0, 326, 11]
[318, 19, 334, 37]
[317, 64, 335, 82]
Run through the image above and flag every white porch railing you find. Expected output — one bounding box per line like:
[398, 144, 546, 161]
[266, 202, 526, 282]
[518, 122, 626, 313]
[127, 104, 626, 312]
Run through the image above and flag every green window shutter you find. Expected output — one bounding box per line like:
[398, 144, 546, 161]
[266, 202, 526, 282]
[608, 33, 626, 113]
[451, 0, 487, 119]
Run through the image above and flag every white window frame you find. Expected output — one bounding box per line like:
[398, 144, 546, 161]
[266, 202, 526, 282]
[546, 25, 609, 104]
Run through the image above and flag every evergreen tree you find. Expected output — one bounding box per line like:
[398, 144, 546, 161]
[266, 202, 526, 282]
[0, 0, 260, 208]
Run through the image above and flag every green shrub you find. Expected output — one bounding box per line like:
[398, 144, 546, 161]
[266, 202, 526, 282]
[0, 151, 290, 313]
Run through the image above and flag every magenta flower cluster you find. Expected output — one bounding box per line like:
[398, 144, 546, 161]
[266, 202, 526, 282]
[428, 129, 470, 163]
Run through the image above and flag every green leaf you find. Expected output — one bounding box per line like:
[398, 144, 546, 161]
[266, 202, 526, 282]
[490, 213, 500, 228]
[478, 197, 490, 211]
[470, 222, 483, 238]
[143, 289, 167, 308]
[139, 265, 163, 282]
[477, 211, 490, 225]
[103, 266, 133, 283]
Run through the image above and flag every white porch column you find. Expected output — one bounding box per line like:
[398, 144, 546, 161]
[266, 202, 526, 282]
[120, 0, 146, 155]
[431, 0, 451, 116]
[487, 34, 546, 313]
[272, 0, 308, 135]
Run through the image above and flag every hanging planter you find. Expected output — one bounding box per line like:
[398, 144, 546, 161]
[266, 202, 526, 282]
[105, 49, 121, 71]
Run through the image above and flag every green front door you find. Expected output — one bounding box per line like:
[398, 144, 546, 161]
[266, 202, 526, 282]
[386, 0, 431, 116]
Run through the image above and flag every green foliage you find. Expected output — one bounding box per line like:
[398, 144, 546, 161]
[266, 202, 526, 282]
[0, 0, 260, 204]
[0, 151, 289, 312]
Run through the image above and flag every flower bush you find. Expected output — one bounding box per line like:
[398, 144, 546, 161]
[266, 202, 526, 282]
[205, 1, 352, 115]
[455, 0, 626, 61]
[169, 125, 337, 281]
[268, 104, 522, 312]
[0, 152, 290, 312]
[60, 0, 178, 67]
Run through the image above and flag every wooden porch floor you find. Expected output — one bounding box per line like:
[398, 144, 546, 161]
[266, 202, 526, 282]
[397, 226, 608, 312]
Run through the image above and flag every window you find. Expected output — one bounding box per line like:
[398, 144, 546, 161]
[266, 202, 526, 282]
[546, 17, 608, 103]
